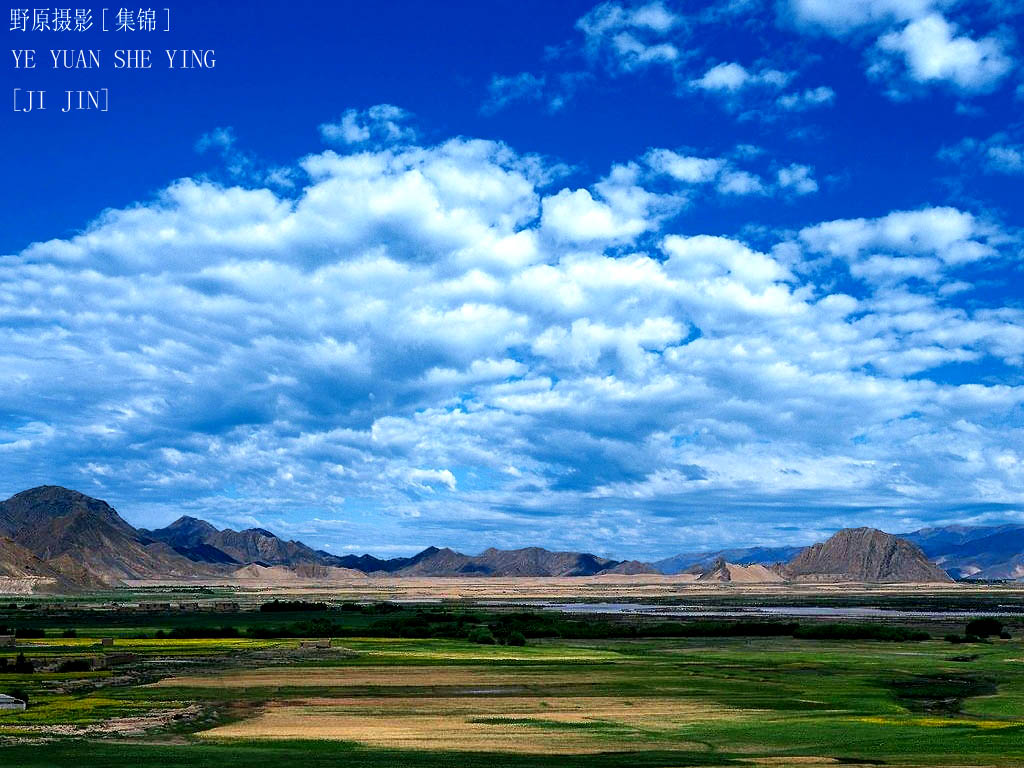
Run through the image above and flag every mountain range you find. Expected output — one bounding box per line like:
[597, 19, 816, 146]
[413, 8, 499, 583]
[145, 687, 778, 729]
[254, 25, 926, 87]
[4, 485, 1022, 591]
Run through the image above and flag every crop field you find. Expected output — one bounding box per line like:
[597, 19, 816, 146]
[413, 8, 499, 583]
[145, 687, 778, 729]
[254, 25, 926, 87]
[1, 597, 1023, 766]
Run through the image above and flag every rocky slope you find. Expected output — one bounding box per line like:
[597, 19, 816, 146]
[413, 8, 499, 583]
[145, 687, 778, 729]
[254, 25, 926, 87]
[653, 545, 804, 575]
[0, 487, 214, 586]
[142, 516, 339, 568]
[784, 527, 951, 583]
[902, 524, 1024, 580]
[695, 557, 785, 583]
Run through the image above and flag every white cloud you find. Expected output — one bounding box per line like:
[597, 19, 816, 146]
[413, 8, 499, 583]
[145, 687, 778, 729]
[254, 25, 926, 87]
[541, 188, 647, 243]
[541, 162, 681, 243]
[690, 62, 790, 92]
[875, 13, 1012, 91]
[482, 72, 546, 114]
[787, 0, 1014, 96]
[195, 126, 235, 153]
[320, 104, 417, 145]
[645, 149, 724, 183]
[799, 207, 996, 265]
[777, 163, 819, 195]
[3, 124, 1022, 556]
[717, 169, 767, 195]
[939, 132, 1024, 175]
[776, 85, 836, 110]
[788, 0, 940, 34]
[576, 1, 682, 73]
[405, 468, 457, 492]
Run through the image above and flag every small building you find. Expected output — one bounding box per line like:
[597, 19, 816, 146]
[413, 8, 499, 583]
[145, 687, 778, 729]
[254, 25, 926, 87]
[100, 637, 114, 647]
[179, 602, 200, 611]
[213, 601, 240, 612]
[299, 638, 332, 649]
[139, 602, 172, 612]
[0, 635, 14, 648]
[99, 652, 136, 668]
[0, 694, 26, 712]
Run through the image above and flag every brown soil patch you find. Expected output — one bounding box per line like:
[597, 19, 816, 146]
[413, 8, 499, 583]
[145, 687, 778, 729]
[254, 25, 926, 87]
[199, 695, 754, 753]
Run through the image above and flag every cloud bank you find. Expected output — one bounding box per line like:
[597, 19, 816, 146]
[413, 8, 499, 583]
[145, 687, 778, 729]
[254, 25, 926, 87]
[1, 107, 1022, 557]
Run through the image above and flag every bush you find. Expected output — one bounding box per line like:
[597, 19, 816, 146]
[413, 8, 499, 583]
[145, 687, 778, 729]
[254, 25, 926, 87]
[12, 653, 34, 673]
[57, 658, 92, 673]
[793, 623, 929, 642]
[61, 629, 77, 638]
[468, 627, 496, 645]
[260, 600, 329, 613]
[13, 628, 44, 638]
[1000, 630, 1012, 640]
[966, 618, 1004, 638]
[506, 630, 527, 647]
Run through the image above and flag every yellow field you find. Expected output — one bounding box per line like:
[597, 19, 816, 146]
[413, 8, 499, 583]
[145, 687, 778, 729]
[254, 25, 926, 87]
[150, 663, 621, 689]
[199, 695, 756, 753]
[122, 574, 1022, 603]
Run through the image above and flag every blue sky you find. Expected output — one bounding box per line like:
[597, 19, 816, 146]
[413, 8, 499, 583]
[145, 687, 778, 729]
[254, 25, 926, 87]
[2, 0, 1023, 559]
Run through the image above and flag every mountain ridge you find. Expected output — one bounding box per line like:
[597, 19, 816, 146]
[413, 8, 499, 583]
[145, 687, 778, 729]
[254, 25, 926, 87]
[4, 486, 1024, 589]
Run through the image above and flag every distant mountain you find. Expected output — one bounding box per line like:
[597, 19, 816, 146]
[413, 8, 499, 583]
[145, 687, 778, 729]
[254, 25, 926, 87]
[695, 557, 785, 584]
[784, 528, 951, 583]
[0, 536, 85, 591]
[902, 524, 1024, 579]
[452, 547, 618, 577]
[599, 560, 660, 575]
[0, 486, 213, 586]
[653, 545, 805, 575]
[330, 547, 443, 574]
[11, 486, 1024, 590]
[143, 516, 342, 568]
[0, 487, 646, 588]
[347, 545, 632, 577]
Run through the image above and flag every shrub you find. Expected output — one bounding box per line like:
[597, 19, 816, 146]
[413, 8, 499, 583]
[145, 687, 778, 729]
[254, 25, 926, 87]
[61, 629, 77, 638]
[260, 600, 329, 613]
[966, 618, 1004, 638]
[57, 658, 92, 673]
[13, 653, 34, 673]
[793, 623, 929, 642]
[506, 630, 527, 647]
[468, 627, 496, 645]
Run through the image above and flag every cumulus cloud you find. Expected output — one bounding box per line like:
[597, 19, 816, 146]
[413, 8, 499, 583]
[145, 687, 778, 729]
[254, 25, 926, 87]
[777, 163, 819, 195]
[874, 13, 1013, 92]
[645, 148, 814, 198]
[787, 0, 1014, 96]
[2, 121, 1021, 556]
[576, 1, 682, 72]
[776, 85, 836, 110]
[938, 131, 1024, 175]
[194, 126, 295, 189]
[690, 62, 790, 92]
[788, 0, 939, 34]
[319, 104, 417, 145]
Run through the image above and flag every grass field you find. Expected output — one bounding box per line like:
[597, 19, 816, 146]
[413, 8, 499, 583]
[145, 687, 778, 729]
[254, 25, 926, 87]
[1, 599, 1023, 766]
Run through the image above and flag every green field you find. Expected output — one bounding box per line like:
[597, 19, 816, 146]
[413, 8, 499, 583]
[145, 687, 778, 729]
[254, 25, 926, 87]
[1, 601, 1023, 766]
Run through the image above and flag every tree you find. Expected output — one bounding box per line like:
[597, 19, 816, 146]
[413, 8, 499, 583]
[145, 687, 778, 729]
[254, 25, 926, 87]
[965, 618, 1004, 638]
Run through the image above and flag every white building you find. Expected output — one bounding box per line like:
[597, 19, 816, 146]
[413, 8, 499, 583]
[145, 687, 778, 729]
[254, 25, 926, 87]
[0, 694, 26, 711]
